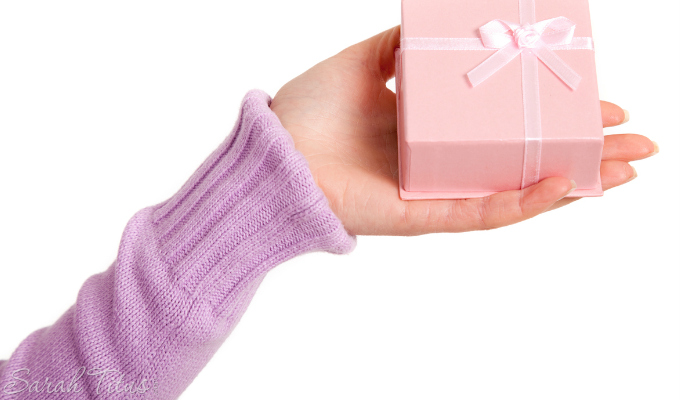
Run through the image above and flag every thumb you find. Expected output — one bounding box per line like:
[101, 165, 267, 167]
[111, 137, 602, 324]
[340, 25, 401, 82]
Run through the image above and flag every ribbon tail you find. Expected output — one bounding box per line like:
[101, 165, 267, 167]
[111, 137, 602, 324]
[467, 44, 522, 88]
[532, 45, 582, 90]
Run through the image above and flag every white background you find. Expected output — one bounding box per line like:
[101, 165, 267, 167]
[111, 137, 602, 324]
[0, 0, 692, 399]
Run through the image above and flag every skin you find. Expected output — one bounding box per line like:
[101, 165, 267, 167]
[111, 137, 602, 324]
[270, 26, 658, 236]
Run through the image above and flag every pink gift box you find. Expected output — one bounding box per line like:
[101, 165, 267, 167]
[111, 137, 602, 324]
[396, 0, 604, 200]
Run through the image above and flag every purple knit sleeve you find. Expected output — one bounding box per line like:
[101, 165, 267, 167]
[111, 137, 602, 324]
[0, 89, 356, 399]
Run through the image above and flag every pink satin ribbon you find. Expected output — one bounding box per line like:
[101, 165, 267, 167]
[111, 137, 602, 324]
[399, 0, 594, 189]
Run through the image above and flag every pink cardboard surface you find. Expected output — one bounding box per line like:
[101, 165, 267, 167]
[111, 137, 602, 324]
[396, 0, 604, 200]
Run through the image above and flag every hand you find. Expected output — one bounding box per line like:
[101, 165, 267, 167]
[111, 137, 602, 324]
[270, 26, 658, 236]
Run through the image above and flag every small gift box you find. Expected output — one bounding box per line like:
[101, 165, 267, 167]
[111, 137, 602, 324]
[396, 0, 604, 200]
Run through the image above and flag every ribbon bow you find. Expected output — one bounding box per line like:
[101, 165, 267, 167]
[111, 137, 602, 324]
[467, 17, 582, 90]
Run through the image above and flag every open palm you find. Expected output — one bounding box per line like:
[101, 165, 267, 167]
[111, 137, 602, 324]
[270, 26, 657, 236]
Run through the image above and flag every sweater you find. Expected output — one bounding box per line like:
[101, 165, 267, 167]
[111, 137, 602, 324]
[0, 90, 356, 399]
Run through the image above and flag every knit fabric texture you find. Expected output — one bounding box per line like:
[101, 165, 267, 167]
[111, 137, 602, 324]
[0, 89, 356, 399]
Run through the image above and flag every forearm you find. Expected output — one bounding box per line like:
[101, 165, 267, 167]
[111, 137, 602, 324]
[0, 90, 355, 399]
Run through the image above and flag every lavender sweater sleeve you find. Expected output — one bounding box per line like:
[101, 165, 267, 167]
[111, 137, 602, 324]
[0, 90, 356, 399]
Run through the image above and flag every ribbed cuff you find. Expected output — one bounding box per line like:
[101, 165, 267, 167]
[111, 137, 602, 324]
[149, 89, 355, 313]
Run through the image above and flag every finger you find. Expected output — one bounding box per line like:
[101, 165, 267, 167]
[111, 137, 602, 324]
[403, 177, 574, 234]
[600, 159, 638, 190]
[601, 100, 629, 127]
[603, 134, 659, 161]
[547, 160, 637, 211]
[341, 25, 401, 82]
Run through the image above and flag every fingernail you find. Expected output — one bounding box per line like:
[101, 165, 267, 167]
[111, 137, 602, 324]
[627, 166, 638, 182]
[649, 141, 659, 156]
[622, 109, 630, 124]
[565, 180, 577, 197]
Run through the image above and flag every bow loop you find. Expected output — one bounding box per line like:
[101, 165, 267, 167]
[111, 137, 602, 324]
[532, 16, 576, 46]
[478, 19, 519, 48]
